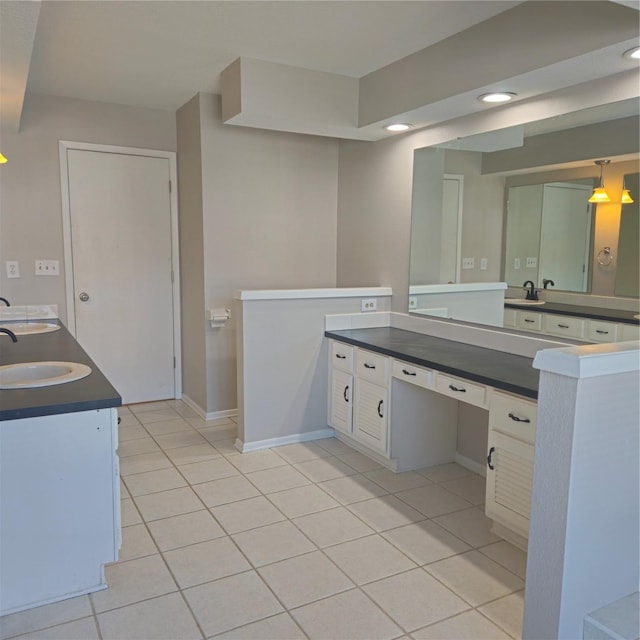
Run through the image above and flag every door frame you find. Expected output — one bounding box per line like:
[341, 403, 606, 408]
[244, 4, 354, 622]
[443, 174, 464, 284]
[59, 141, 182, 399]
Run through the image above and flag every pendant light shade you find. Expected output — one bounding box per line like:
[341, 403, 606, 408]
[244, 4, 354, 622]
[621, 189, 634, 204]
[588, 160, 611, 203]
[0, 153, 7, 164]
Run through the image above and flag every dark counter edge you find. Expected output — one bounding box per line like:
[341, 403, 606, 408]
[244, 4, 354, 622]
[325, 329, 538, 400]
[504, 301, 639, 325]
[1, 319, 122, 421]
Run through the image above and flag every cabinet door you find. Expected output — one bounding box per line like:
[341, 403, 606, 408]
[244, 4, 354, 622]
[354, 378, 389, 453]
[485, 431, 534, 540]
[329, 368, 353, 434]
[516, 310, 542, 331]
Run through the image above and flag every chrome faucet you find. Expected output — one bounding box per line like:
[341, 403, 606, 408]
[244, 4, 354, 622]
[0, 327, 18, 342]
[0, 297, 9, 306]
[523, 280, 538, 301]
[543, 279, 555, 289]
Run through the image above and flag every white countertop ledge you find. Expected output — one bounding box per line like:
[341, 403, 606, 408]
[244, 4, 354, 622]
[409, 283, 507, 294]
[533, 340, 640, 379]
[234, 287, 392, 301]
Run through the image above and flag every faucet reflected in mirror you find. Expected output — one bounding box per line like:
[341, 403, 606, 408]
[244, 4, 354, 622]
[0, 297, 10, 306]
[0, 328, 18, 342]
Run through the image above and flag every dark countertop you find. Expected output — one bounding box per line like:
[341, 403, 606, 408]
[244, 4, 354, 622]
[0, 320, 121, 421]
[325, 327, 539, 400]
[504, 301, 639, 324]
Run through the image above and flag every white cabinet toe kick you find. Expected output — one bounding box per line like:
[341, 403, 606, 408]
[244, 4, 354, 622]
[328, 335, 537, 548]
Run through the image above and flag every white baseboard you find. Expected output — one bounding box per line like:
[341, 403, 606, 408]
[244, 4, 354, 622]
[235, 428, 335, 453]
[181, 394, 237, 422]
[454, 452, 487, 477]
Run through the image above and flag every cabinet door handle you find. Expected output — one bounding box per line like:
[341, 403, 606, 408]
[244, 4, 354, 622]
[557, 324, 569, 329]
[508, 412, 531, 424]
[343, 385, 349, 402]
[524, 319, 535, 323]
[364, 363, 376, 369]
[402, 369, 417, 376]
[487, 446, 495, 470]
[449, 384, 466, 393]
[335, 353, 346, 359]
[377, 400, 384, 418]
[596, 329, 609, 335]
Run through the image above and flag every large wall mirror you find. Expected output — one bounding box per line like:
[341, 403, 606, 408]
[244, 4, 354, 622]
[408, 98, 640, 334]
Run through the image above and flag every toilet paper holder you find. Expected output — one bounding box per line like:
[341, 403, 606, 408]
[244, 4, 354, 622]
[208, 308, 230, 328]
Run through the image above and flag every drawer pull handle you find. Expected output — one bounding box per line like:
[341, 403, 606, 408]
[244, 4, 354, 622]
[596, 329, 609, 335]
[487, 446, 495, 470]
[335, 354, 346, 359]
[364, 363, 376, 369]
[508, 412, 531, 424]
[524, 319, 535, 323]
[343, 386, 349, 402]
[402, 369, 417, 376]
[557, 324, 569, 329]
[377, 400, 384, 418]
[449, 384, 466, 393]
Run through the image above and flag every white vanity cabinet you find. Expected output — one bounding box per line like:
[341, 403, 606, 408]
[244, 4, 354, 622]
[485, 391, 537, 547]
[328, 341, 354, 435]
[0, 408, 121, 615]
[353, 349, 390, 454]
[328, 341, 390, 453]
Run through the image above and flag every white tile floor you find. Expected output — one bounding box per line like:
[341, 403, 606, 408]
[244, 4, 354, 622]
[0, 400, 526, 640]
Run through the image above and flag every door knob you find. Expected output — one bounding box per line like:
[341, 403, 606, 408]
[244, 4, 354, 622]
[79, 292, 90, 302]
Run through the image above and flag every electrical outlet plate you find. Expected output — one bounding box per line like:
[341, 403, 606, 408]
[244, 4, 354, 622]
[514, 258, 521, 269]
[6, 261, 19, 278]
[480, 258, 488, 270]
[408, 296, 417, 309]
[361, 298, 377, 312]
[462, 258, 475, 269]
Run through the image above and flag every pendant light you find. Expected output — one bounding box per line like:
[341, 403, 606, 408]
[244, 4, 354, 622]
[621, 177, 634, 204]
[0, 153, 7, 164]
[588, 160, 611, 203]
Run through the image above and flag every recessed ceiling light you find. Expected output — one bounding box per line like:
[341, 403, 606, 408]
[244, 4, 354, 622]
[384, 123, 412, 132]
[478, 92, 517, 103]
[623, 46, 640, 60]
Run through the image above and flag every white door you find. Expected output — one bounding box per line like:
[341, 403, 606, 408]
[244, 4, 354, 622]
[441, 175, 463, 284]
[62, 146, 178, 404]
[539, 184, 592, 292]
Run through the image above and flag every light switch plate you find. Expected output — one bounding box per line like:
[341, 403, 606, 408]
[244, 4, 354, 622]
[35, 260, 60, 276]
[6, 261, 19, 278]
[526, 257, 537, 268]
[462, 258, 475, 269]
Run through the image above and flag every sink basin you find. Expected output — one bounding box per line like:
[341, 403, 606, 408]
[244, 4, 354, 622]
[505, 299, 546, 306]
[0, 361, 91, 389]
[0, 322, 60, 336]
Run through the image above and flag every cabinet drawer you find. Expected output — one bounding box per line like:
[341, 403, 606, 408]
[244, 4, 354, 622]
[436, 373, 487, 408]
[619, 323, 640, 342]
[392, 359, 433, 389]
[543, 314, 585, 339]
[355, 349, 389, 386]
[330, 340, 354, 372]
[490, 391, 537, 444]
[503, 308, 517, 328]
[517, 311, 542, 331]
[586, 320, 619, 343]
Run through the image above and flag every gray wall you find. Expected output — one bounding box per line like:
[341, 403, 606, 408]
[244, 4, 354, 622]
[183, 93, 340, 415]
[0, 94, 176, 323]
[176, 95, 207, 410]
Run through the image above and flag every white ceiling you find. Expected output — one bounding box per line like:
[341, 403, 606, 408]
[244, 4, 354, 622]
[0, 0, 638, 137]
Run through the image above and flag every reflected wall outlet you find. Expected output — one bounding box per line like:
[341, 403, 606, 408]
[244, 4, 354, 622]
[35, 260, 60, 276]
[526, 257, 537, 268]
[408, 296, 417, 309]
[480, 258, 488, 270]
[462, 258, 475, 269]
[514, 258, 521, 270]
[361, 298, 377, 312]
[6, 261, 19, 278]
